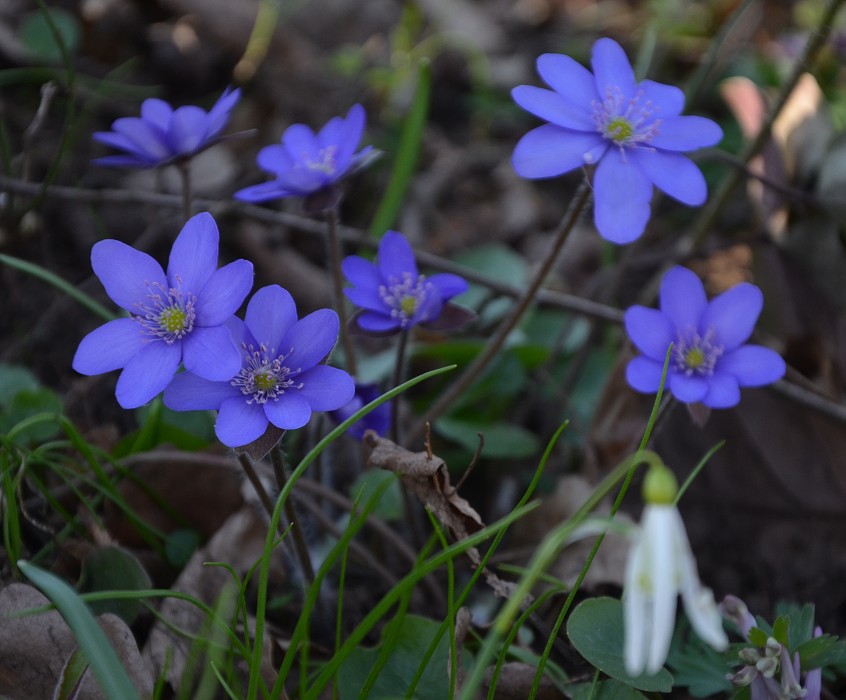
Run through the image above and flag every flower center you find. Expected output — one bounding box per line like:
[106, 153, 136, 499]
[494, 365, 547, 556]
[135, 280, 196, 344]
[593, 86, 661, 150]
[231, 343, 303, 404]
[306, 145, 338, 176]
[673, 328, 723, 377]
[379, 272, 434, 327]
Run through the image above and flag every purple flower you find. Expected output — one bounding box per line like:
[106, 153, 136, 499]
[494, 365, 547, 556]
[342, 230, 469, 334]
[163, 285, 355, 448]
[93, 86, 241, 168]
[329, 382, 391, 440]
[511, 38, 723, 244]
[233, 104, 375, 208]
[624, 266, 785, 408]
[72, 213, 254, 409]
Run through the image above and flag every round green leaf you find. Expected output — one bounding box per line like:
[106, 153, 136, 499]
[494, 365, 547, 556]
[567, 596, 674, 692]
[19, 9, 81, 62]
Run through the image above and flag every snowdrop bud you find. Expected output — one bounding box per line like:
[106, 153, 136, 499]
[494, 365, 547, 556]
[642, 463, 678, 504]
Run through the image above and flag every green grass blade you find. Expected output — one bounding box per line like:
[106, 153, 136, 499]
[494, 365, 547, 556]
[368, 59, 430, 237]
[17, 561, 140, 700]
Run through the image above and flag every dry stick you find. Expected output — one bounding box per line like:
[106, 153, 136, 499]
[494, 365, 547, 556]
[405, 179, 592, 447]
[326, 207, 358, 378]
[677, 0, 846, 259]
[270, 446, 316, 585]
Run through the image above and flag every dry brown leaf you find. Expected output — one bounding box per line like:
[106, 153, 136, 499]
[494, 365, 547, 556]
[482, 661, 566, 700]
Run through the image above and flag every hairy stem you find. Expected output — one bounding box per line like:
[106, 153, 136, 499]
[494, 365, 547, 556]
[326, 207, 358, 377]
[271, 446, 316, 585]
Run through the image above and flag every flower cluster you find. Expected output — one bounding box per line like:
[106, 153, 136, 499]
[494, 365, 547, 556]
[623, 462, 727, 676]
[512, 38, 723, 243]
[93, 87, 241, 168]
[234, 104, 376, 210]
[625, 266, 785, 408]
[72, 213, 253, 408]
[342, 230, 470, 334]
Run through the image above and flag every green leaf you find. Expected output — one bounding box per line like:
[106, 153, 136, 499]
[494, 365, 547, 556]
[350, 470, 404, 521]
[772, 615, 790, 646]
[570, 679, 648, 700]
[164, 529, 201, 569]
[0, 364, 39, 406]
[0, 388, 62, 444]
[19, 8, 81, 62]
[77, 545, 152, 624]
[437, 417, 540, 459]
[797, 634, 846, 669]
[337, 614, 458, 700]
[53, 647, 90, 700]
[18, 560, 140, 700]
[567, 597, 674, 692]
[747, 627, 769, 648]
[666, 619, 733, 697]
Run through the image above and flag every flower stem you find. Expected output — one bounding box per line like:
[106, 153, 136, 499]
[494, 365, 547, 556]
[237, 452, 275, 516]
[177, 160, 192, 221]
[271, 446, 316, 585]
[326, 207, 358, 377]
[390, 330, 409, 444]
[405, 178, 592, 446]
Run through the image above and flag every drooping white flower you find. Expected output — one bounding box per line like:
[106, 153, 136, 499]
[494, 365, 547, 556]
[623, 497, 728, 675]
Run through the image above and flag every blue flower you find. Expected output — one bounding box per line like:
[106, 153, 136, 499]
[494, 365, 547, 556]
[511, 38, 723, 244]
[342, 230, 469, 334]
[72, 212, 254, 409]
[233, 104, 375, 207]
[92, 86, 241, 168]
[163, 285, 355, 448]
[329, 383, 391, 440]
[624, 266, 785, 408]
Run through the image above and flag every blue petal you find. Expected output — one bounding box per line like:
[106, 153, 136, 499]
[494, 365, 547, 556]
[345, 286, 387, 313]
[591, 38, 636, 97]
[669, 373, 709, 403]
[592, 148, 652, 244]
[92, 239, 166, 312]
[624, 306, 674, 361]
[702, 372, 740, 408]
[281, 308, 339, 370]
[245, 285, 298, 352]
[257, 144, 296, 175]
[700, 283, 762, 350]
[512, 124, 605, 179]
[342, 255, 381, 288]
[164, 371, 238, 411]
[650, 116, 723, 151]
[378, 231, 418, 280]
[512, 86, 595, 130]
[182, 325, 241, 380]
[73, 318, 142, 375]
[356, 312, 400, 333]
[92, 131, 155, 162]
[638, 80, 685, 118]
[195, 259, 254, 326]
[428, 273, 469, 301]
[206, 86, 241, 138]
[318, 103, 365, 167]
[140, 98, 173, 131]
[264, 392, 312, 430]
[297, 365, 355, 410]
[632, 149, 707, 206]
[233, 180, 298, 203]
[167, 212, 219, 294]
[660, 266, 707, 332]
[92, 155, 151, 168]
[115, 341, 181, 408]
[625, 356, 665, 393]
[282, 123, 320, 163]
[718, 345, 785, 386]
[216, 396, 268, 447]
[168, 105, 209, 154]
[536, 53, 598, 109]
[112, 117, 171, 161]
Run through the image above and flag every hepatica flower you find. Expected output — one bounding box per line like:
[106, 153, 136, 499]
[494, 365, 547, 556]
[164, 285, 355, 448]
[72, 213, 253, 409]
[234, 104, 375, 209]
[329, 382, 391, 440]
[625, 266, 785, 408]
[342, 230, 470, 334]
[624, 463, 727, 676]
[93, 86, 241, 168]
[512, 38, 723, 244]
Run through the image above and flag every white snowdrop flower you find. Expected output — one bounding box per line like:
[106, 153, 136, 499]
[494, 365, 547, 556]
[623, 464, 728, 676]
